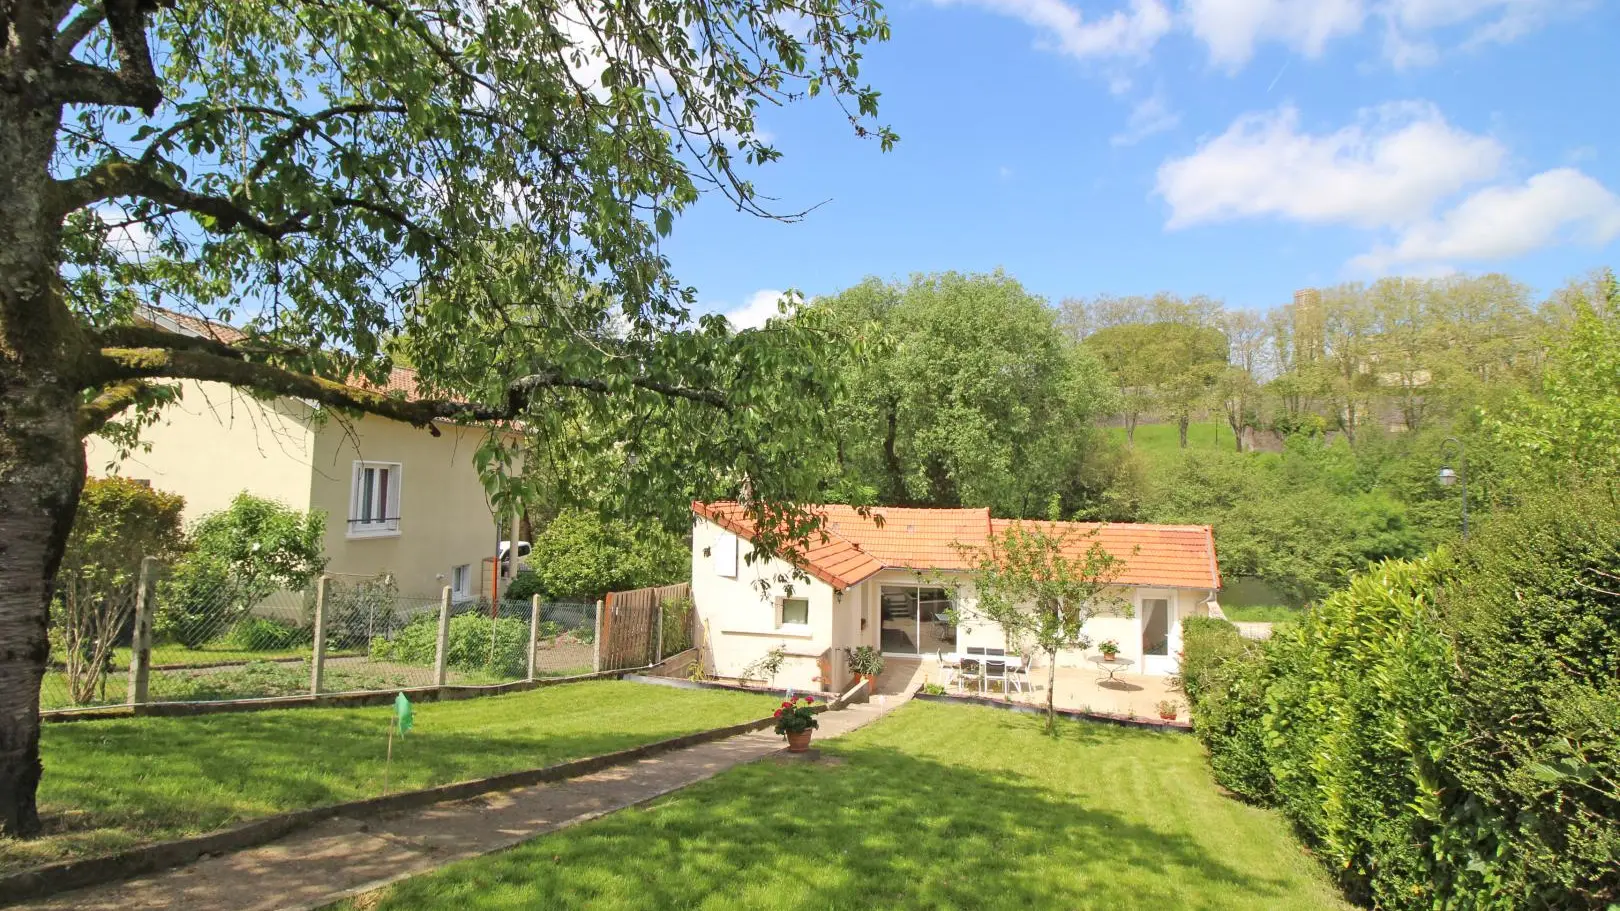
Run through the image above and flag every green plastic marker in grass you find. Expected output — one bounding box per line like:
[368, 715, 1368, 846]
[395, 692, 414, 736]
[384, 692, 413, 795]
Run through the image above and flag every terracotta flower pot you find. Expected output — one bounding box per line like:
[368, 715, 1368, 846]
[786, 729, 813, 753]
[1159, 712, 1177, 721]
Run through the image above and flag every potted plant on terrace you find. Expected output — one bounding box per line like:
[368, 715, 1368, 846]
[1156, 699, 1180, 721]
[774, 695, 820, 752]
[1098, 639, 1121, 661]
[846, 645, 885, 690]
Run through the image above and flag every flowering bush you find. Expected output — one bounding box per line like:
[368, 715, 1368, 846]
[772, 695, 820, 735]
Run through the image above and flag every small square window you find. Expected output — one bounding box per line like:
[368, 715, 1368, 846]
[780, 597, 809, 627]
[451, 564, 472, 600]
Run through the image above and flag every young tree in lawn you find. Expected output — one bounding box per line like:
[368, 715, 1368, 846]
[0, 0, 893, 835]
[954, 519, 1130, 733]
[55, 477, 184, 704]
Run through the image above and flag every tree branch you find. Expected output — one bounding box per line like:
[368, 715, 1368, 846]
[54, 3, 106, 58]
[77, 379, 153, 435]
[80, 346, 731, 434]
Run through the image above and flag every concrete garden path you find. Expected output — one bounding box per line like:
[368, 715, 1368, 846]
[19, 694, 907, 911]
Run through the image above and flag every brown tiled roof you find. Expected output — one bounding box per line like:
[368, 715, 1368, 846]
[692, 501, 1221, 592]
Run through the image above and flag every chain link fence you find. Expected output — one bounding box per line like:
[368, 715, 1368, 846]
[41, 559, 598, 713]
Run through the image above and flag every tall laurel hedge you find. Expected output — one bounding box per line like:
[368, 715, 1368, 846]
[1183, 488, 1620, 910]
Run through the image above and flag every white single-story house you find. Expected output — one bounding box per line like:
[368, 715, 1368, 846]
[690, 501, 1222, 693]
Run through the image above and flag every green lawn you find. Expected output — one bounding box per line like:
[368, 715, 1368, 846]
[1219, 604, 1305, 623]
[4, 681, 775, 873]
[346, 701, 1352, 911]
[1108, 420, 1240, 466]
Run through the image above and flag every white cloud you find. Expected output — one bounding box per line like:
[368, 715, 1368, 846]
[930, 0, 1172, 59]
[1155, 102, 1504, 229]
[1351, 168, 1620, 272]
[1111, 92, 1181, 146]
[936, 0, 1585, 74]
[720, 289, 791, 330]
[1186, 0, 1583, 68]
[1186, 0, 1364, 68]
[95, 205, 156, 258]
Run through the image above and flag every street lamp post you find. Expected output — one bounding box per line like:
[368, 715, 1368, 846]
[1438, 437, 1468, 539]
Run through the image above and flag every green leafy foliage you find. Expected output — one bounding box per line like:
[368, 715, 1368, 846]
[822, 272, 1120, 517]
[523, 510, 686, 602]
[1438, 488, 1620, 906]
[370, 612, 530, 678]
[53, 478, 186, 704]
[1180, 617, 1274, 802]
[1142, 435, 1446, 601]
[225, 618, 311, 652]
[1185, 488, 1620, 909]
[1489, 273, 1620, 487]
[157, 494, 326, 648]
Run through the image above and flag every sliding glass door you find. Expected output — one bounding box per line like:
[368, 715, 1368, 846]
[880, 585, 955, 656]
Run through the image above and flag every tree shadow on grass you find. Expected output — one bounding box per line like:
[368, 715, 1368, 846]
[15, 690, 770, 872]
[359, 740, 1324, 911]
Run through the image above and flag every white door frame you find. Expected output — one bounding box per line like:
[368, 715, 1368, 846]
[1137, 589, 1179, 676]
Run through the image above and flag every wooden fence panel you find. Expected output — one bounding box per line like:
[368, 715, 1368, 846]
[599, 582, 691, 671]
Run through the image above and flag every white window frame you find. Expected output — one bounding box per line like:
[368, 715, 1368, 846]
[348, 460, 402, 538]
[777, 596, 811, 631]
[450, 564, 473, 601]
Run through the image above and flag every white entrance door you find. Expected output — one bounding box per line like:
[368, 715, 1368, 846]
[1139, 596, 1179, 675]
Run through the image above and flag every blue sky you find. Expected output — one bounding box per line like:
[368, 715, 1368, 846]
[665, 0, 1620, 324]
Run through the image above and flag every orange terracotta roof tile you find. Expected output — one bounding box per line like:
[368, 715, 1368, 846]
[693, 502, 1221, 592]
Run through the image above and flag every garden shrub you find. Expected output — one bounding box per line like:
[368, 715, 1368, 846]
[226, 617, 311, 651]
[159, 494, 325, 647]
[371, 611, 531, 677]
[1262, 558, 1462, 910]
[53, 477, 185, 704]
[1189, 488, 1620, 910]
[1181, 617, 1273, 802]
[502, 569, 545, 604]
[1438, 489, 1620, 907]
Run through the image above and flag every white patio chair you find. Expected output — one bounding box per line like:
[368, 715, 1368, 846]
[956, 656, 981, 694]
[982, 658, 1008, 695]
[1006, 654, 1031, 696]
[936, 649, 960, 689]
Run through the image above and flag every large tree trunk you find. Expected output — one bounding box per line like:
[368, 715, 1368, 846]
[1, 91, 84, 837]
[0, 381, 83, 837]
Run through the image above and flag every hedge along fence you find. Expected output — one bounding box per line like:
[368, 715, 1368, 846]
[1181, 488, 1620, 911]
[598, 582, 692, 672]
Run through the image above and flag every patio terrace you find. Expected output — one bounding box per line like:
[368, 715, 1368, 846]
[872, 658, 1184, 720]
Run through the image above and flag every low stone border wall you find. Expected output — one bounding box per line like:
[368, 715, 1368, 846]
[2, 710, 780, 907]
[41, 668, 632, 725]
[621, 674, 837, 702]
[912, 691, 1192, 732]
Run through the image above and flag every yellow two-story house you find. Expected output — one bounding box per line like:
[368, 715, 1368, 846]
[86, 307, 515, 599]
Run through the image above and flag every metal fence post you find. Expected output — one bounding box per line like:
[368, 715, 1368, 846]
[126, 556, 159, 706]
[434, 586, 452, 686]
[527, 594, 541, 682]
[592, 599, 604, 672]
[310, 575, 329, 695]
